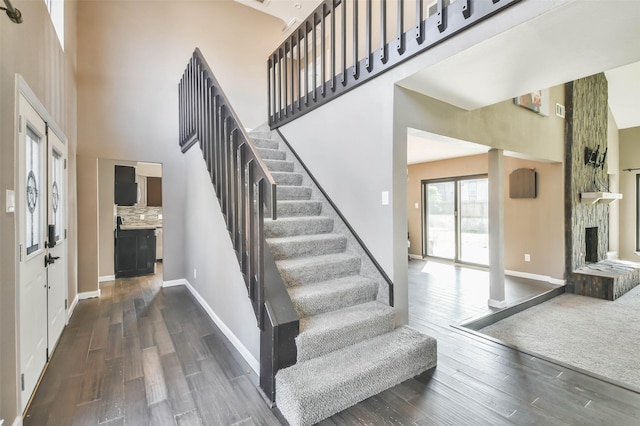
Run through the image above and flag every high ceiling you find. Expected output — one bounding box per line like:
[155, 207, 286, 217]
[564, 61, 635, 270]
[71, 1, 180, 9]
[235, 0, 640, 164]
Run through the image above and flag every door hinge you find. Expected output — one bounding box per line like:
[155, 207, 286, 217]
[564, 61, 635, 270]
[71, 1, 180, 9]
[46, 347, 49, 360]
[19, 244, 22, 261]
[64, 159, 67, 169]
[65, 229, 67, 239]
[21, 373, 25, 391]
[19, 115, 23, 133]
[65, 299, 68, 309]
[45, 125, 49, 136]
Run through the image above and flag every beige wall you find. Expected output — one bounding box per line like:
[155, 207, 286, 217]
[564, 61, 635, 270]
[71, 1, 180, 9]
[619, 127, 640, 261]
[76, 0, 283, 294]
[408, 155, 564, 279]
[0, 0, 78, 422]
[607, 108, 620, 255]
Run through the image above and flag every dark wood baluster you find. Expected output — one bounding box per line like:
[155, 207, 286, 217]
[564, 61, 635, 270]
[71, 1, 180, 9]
[341, 0, 346, 85]
[352, 0, 359, 79]
[462, 0, 471, 19]
[330, 1, 336, 91]
[247, 160, 255, 296]
[380, 0, 387, 63]
[437, 0, 446, 32]
[283, 43, 288, 117]
[237, 145, 246, 264]
[416, 0, 424, 44]
[289, 40, 295, 114]
[397, 0, 404, 53]
[267, 58, 272, 125]
[365, 0, 372, 71]
[297, 30, 302, 111]
[304, 22, 309, 106]
[321, 5, 326, 96]
[312, 15, 318, 101]
[256, 178, 265, 330]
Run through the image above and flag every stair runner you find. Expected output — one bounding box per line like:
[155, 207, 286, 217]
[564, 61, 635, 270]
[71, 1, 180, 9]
[250, 130, 437, 426]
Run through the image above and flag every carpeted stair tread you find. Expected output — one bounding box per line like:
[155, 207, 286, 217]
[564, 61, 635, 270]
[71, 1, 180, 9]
[277, 185, 312, 200]
[251, 138, 280, 150]
[276, 326, 437, 426]
[288, 276, 378, 317]
[277, 253, 361, 287]
[271, 172, 304, 187]
[276, 200, 323, 218]
[265, 217, 334, 238]
[267, 233, 347, 260]
[257, 147, 287, 161]
[289, 276, 378, 317]
[249, 131, 275, 141]
[264, 159, 294, 172]
[296, 301, 393, 362]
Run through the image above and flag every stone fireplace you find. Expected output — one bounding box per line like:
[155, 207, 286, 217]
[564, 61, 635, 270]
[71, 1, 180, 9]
[565, 74, 640, 300]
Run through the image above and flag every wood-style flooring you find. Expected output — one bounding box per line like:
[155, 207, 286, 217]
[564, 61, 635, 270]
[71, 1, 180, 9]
[24, 260, 640, 425]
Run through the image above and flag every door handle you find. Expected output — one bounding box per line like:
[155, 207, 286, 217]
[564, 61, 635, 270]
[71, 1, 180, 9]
[44, 253, 61, 267]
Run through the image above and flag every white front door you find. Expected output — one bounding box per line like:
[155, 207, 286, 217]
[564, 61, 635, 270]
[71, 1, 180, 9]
[46, 127, 67, 353]
[17, 90, 69, 413]
[18, 95, 48, 412]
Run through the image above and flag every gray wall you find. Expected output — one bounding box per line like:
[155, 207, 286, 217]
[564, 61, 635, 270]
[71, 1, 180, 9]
[183, 148, 261, 362]
[0, 0, 78, 422]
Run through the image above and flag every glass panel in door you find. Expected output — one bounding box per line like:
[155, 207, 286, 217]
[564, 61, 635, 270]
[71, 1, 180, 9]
[459, 178, 489, 264]
[425, 181, 455, 259]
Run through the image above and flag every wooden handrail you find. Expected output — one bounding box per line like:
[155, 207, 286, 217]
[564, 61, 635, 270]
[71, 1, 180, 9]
[179, 49, 298, 402]
[268, 0, 522, 128]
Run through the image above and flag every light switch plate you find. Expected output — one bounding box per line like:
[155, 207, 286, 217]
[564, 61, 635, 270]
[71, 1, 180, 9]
[6, 189, 15, 213]
[140, 214, 145, 220]
[415, 203, 419, 209]
[381, 191, 389, 205]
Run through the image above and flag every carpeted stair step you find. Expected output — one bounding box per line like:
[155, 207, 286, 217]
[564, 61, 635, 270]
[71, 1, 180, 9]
[257, 147, 287, 161]
[276, 200, 322, 218]
[252, 137, 279, 150]
[288, 276, 378, 318]
[277, 186, 312, 201]
[249, 131, 274, 140]
[271, 172, 303, 187]
[276, 326, 437, 426]
[276, 253, 361, 287]
[265, 217, 334, 238]
[264, 159, 294, 172]
[267, 233, 347, 260]
[296, 301, 394, 362]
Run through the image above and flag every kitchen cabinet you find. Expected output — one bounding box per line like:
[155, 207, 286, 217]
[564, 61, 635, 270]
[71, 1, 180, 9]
[115, 228, 156, 277]
[114, 165, 137, 206]
[147, 177, 162, 206]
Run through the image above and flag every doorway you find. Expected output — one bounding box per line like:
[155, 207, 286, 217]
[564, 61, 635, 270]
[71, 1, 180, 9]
[17, 87, 68, 412]
[422, 175, 489, 265]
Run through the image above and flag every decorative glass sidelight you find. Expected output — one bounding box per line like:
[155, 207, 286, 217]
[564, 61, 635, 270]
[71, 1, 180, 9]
[25, 127, 43, 255]
[51, 150, 63, 241]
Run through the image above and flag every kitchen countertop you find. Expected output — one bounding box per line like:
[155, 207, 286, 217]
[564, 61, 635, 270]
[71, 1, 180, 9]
[119, 224, 159, 231]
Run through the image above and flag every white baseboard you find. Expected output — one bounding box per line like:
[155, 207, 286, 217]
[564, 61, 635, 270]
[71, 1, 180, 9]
[67, 294, 79, 322]
[505, 270, 565, 286]
[179, 279, 260, 375]
[488, 298, 507, 308]
[408, 254, 423, 260]
[162, 278, 188, 288]
[78, 289, 101, 300]
[98, 275, 115, 283]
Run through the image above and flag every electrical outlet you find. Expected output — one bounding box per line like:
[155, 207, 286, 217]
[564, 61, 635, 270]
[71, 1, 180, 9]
[158, 213, 163, 220]
[193, 268, 197, 279]
[415, 203, 419, 209]
[524, 254, 531, 262]
[140, 214, 145, 220]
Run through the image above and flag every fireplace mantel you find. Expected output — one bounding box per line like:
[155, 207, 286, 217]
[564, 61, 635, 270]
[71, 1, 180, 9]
[580, 192, 623, 205]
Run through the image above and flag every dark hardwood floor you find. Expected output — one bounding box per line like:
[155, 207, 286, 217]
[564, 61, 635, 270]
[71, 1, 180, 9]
[24, 260, 640, 425]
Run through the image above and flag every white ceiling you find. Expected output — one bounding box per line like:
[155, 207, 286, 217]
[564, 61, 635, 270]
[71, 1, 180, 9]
[407, 129, 489, 165]
[606, 61, 640, 130]
[234, 0, 322, 36]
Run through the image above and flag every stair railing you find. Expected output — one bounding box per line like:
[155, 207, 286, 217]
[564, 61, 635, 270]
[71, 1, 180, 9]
[179, 48, 298, 403]
[268, 0, 521, 128]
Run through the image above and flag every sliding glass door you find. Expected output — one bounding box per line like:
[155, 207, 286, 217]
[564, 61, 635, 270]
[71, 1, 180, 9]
[422, 176, 488, 266]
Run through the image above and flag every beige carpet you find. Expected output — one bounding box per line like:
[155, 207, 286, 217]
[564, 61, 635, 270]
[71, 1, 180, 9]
[480, 284, 640, 390]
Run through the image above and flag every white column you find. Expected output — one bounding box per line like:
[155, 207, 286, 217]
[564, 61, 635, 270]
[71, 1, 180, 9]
[488, 149, 506, 308]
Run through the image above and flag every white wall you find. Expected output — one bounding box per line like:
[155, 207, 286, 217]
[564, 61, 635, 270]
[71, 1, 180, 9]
[619, 127, 640, 261]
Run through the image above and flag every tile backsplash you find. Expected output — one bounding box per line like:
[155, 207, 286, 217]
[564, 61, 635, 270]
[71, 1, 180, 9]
[117, 205, 163, 227]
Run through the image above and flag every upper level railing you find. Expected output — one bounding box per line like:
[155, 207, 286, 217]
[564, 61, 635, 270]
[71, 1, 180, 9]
[268, 0, 521, 128]
[179, 49, 298, 402]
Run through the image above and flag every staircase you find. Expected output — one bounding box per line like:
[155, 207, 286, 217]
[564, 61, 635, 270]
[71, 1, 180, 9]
[249, 129, 437, 426]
